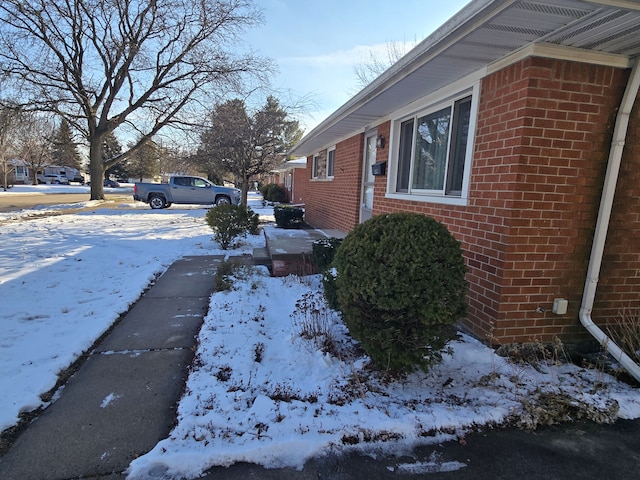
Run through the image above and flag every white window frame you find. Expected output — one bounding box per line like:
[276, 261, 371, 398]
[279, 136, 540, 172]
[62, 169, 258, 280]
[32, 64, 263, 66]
[312, 154, 320, 179]
[327, 146, 335, 179]
[386, 83, 479, 206]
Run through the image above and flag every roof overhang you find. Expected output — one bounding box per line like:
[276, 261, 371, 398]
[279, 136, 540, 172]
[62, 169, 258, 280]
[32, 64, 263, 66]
[289, 0, 640, 157]
[272, 157, 307, 173]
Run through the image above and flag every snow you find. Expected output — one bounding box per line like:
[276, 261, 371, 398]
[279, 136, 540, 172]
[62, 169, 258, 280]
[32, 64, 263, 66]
[1, 183, 130, 195]
[1, 189, 639, 479]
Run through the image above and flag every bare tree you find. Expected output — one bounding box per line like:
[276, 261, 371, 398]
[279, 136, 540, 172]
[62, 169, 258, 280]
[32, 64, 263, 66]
[353, 41, 417, 89]
[0, 106, 54, 186]
[161, 149, 207, 178]
[0, 106, 19, 190]
[15, 114, 56, 184]
[0, 0, 269, 200]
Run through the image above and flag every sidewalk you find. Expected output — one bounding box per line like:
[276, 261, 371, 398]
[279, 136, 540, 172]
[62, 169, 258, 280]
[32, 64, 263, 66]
[0, 255, 224, 479]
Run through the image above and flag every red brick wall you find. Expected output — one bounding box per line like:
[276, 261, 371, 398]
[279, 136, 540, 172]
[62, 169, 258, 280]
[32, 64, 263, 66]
[290, 167, 307, 204]
[471, 58, 627, 343]
[376, 57, 629, 344]
[596, 97, 640, 322]
[302, 56, 637, 345]
[302, 133, 364, 232]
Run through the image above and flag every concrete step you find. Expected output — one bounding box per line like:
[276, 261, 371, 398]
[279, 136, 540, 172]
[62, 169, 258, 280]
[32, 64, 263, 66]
[259, 227, 346, 276]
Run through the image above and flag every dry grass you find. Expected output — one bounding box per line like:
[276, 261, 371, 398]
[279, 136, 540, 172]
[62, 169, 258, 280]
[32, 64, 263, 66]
[607, 307, 640, 363]
[290, 291, 339, 356]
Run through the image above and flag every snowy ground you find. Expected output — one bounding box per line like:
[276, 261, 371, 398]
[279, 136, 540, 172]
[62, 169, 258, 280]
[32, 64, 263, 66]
[1, 188, 639, 479]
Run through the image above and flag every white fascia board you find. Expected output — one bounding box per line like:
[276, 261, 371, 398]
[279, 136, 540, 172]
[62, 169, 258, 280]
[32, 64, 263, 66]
[487, 43, 632, 75]
[582, 0, 640, 11]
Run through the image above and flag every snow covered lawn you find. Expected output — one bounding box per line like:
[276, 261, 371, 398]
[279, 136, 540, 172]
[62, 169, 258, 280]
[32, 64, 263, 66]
[0, 192, 265, 432]
[1, 189, 639, 478]
[126, 268, 640, 478]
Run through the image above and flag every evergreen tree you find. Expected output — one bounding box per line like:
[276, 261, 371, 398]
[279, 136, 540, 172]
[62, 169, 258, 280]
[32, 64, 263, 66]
[199, 96, 303, 205]
[128, 140, 161, 182]
[51, 119, 82, 169]
[103, 133, 124, 180]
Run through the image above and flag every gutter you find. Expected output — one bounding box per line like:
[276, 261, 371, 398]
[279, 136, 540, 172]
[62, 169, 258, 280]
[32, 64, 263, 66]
[579, 57, 640, 382]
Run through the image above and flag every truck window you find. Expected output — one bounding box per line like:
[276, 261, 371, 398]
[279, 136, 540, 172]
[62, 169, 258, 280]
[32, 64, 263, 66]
[174, 177, 188, 186]
[193, 178, 208, 188]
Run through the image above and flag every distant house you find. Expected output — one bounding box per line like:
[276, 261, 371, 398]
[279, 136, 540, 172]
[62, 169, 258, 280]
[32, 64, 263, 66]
[3, 159, 31, 184]
[265, 158, 307, 204]
[288, 0, 640, 371]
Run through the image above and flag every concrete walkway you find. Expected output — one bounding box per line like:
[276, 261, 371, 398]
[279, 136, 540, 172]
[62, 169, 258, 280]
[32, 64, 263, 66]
[0, 255, 223, 480]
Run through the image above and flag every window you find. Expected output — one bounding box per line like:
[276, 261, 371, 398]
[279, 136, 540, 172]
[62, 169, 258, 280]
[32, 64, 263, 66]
[193, 178, 209, 188]
[311, 147, 335, 180]
[394, 95, 472, 198]
[327, 147, 335, 178]
[173, 177, 188, 186]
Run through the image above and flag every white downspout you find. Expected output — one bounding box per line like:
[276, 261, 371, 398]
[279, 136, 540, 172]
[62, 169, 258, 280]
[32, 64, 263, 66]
[579, 57, 640, 383]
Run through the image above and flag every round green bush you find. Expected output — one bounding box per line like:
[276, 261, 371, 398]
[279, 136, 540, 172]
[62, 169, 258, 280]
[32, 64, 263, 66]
[332, 213, 467, 372]
[259, 183, 287, 203]
[206, 204, 259, 249]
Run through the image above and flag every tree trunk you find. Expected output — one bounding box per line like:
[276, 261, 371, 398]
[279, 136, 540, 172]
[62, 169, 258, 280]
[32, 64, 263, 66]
[240, 173, 250, 206]
[89, 137, 105, 200]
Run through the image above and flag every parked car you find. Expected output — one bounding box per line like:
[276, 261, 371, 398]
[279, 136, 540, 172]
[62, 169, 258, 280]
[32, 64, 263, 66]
[87, 179, 120, 187]
[133, 175, 240, 209]
[37, 174, 70, 185]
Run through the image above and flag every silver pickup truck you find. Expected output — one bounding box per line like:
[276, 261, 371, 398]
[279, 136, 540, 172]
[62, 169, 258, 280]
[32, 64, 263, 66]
[133, 176, 241, 209]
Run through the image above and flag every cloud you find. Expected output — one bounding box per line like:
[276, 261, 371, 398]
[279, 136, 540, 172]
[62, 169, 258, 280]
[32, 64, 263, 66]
[281, 40, 418, 68]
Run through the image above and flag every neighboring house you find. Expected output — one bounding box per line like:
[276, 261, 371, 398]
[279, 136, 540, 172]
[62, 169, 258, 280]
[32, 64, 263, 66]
[268, 158, 307, 204]
[288, 0, 640, 369]
[3, 159, 31, 184]
[2, 161, 85, 184]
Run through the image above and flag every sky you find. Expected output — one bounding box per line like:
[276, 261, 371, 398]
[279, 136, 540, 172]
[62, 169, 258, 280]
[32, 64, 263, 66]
[1, 186, 639, 478]
[244, 0, 471, 132]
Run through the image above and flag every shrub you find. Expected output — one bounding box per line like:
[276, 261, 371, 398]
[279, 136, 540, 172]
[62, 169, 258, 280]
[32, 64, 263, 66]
[311, 237, 343, 271]
[332, 213, 468, 373]
[274, 205, 304, 229]
[312, 238, 343, 310]
[260, 183, 288, 203]
[213, 259, 255, 291]
[206, 204, 260, 249]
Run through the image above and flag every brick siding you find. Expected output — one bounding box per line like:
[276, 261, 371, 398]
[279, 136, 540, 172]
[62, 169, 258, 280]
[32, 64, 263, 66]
[302, 56, 638, 345]
[302, 133, 364, 233]
[597, 95, 640, 323]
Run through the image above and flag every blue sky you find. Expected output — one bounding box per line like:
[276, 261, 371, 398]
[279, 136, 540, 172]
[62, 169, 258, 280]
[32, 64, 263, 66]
[245, 0, 471, 132]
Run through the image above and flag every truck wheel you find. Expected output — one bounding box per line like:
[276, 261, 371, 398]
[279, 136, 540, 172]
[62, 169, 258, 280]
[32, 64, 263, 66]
[149, 195, 166, 209]
[215, 196, 231, 205]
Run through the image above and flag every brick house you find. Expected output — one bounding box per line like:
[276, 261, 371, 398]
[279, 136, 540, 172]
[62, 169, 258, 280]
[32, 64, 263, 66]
[269, 158, 307, 204]
[288, 0, 640, 375]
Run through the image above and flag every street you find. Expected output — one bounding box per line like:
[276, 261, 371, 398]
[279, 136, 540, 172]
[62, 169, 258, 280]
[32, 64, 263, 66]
[0, 192, 132, 213]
